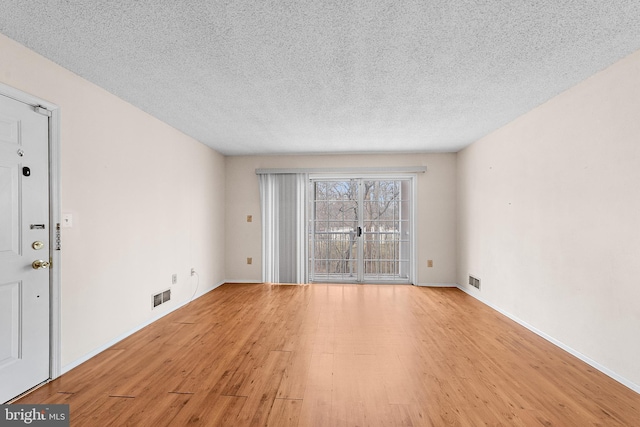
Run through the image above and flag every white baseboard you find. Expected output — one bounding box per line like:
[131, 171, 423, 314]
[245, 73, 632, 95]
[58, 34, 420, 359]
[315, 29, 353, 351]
[456, 284, 640, 394]
[414, 283, 457, 287]
[61, 280, 225, 375]
[224, 280, 263, 284]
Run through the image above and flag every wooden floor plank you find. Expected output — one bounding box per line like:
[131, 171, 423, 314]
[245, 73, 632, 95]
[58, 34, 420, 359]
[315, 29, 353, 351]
[297, 352, 334, 426]
[169, 393, 247, 426]
[14, 283, 640, 426]
[276, 351, 313, 400]
[267, 398, 303, 427]
[235, 350, 291, 426]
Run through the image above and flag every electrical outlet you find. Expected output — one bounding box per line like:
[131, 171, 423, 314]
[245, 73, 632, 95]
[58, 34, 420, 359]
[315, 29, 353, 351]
[172, 274, 177, 284]
[190, 268, 196, 276]
[427, 260, 433, 268]
[247, 215, 252, 222]
[247, 257, 252, 265]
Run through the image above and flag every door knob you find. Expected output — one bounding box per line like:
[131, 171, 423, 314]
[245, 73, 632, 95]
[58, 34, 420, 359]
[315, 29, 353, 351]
[32, 260, 50, 269]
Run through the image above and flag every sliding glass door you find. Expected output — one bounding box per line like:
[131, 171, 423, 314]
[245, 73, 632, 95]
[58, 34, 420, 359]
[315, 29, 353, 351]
[309, 177, 413, 284]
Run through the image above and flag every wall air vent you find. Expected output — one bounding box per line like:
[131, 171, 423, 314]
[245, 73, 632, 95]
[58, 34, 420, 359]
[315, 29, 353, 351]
[152, 288, 171, 308]
[469, 275, 481, 290]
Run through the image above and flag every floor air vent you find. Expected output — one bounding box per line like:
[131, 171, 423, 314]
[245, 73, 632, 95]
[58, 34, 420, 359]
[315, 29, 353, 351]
[152, 288, 171, 308]
[469, 275, 481, 290]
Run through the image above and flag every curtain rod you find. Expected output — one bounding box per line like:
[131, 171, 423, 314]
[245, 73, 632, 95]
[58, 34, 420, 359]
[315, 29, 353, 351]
[255, 166, 427, 175]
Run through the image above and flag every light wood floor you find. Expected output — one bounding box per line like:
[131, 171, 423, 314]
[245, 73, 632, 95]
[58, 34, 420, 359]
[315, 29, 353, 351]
[18, 284, 640, 426]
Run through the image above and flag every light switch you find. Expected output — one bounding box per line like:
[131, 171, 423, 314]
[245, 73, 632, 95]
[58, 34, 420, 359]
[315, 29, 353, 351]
[247, 257, 252, 265]
[247, 215, 252, 222]
[62, 213, 73, 228]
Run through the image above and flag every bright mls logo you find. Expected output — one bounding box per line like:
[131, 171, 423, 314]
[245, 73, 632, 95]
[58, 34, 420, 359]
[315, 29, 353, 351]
[0, 405, 69, 426]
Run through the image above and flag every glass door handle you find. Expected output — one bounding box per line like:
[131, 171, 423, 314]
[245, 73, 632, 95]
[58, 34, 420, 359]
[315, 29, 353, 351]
[357, 226, 362, 237]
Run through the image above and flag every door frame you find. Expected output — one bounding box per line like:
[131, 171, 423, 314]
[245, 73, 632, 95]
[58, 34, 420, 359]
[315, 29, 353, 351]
[0, 82, 62, 381]
[308, 173, 418, 285]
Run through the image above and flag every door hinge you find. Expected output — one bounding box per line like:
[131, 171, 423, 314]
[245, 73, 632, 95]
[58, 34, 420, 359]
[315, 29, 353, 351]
[34, 106, 51, 117]
[55, 223, 61, 250]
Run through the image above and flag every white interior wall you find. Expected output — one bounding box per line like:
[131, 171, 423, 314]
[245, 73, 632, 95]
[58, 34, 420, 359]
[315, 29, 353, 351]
[224, 153, 457, 286]
[0, 34, 226, 369]
[457, 49, 640, 390]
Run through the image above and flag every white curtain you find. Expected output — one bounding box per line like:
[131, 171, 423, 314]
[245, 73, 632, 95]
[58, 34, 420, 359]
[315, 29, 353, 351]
[259, 173, 307, 284]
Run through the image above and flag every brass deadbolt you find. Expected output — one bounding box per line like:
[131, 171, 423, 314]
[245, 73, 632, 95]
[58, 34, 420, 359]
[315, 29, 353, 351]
[32, 241, 44, 250]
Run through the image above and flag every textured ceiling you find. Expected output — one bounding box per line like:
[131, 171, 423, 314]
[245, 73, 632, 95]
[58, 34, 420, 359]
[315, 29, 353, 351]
[2, 1, 640, 156]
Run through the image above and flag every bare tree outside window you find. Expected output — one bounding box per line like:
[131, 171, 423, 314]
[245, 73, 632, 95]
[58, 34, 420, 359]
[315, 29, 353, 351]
[309, 179, 410, 282]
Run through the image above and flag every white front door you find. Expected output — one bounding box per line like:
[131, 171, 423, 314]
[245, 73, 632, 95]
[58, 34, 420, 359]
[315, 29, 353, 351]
[0, 94, 50, 403]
